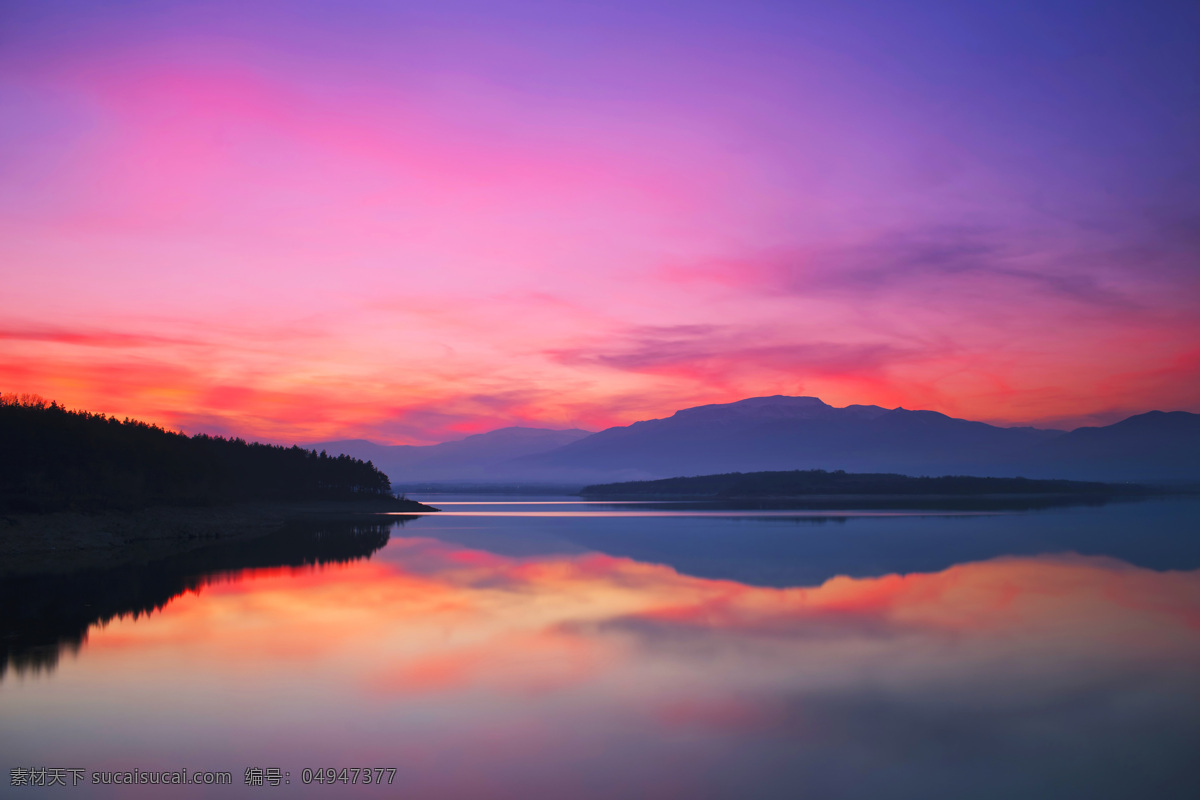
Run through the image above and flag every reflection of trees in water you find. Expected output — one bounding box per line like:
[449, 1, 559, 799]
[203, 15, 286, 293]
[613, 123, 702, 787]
[0, 518, 410, 680]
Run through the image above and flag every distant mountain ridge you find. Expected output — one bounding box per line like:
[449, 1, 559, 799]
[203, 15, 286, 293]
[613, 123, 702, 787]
[1028, 410, 1200, 480]
[312, 397, 1200, 485]
[309, 426, 593, 483]
[510, 396, 1067, 483]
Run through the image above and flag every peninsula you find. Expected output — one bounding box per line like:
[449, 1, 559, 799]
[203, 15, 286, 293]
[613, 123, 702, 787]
[0, 395, 437, 573]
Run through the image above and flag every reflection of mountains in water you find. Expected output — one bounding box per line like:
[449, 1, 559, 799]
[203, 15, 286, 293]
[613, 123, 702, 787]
[412, 498, 1200, 591]
[555, 499, 1200, 588]
[0, 518, 408, 680]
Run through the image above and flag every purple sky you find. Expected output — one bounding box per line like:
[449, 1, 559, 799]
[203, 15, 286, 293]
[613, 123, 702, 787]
[2, 0, 1198, 442]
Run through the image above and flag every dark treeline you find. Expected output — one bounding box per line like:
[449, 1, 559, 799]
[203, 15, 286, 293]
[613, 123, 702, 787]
[1, 518, 402, 679]
[1, 394, 393, 512]
[581, 469, 1147, 499]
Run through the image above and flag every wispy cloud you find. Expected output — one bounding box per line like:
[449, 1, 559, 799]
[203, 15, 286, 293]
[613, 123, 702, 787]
[0, 325, 198, 348]
[548, 324, 911, 385]
[663, 226, 1146, 311]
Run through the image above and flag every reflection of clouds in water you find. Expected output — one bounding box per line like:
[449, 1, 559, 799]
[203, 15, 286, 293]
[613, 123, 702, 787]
[363, 542, 1200, 787]
[355, 541, 1200, 706]
[568, 554, 1200, 798]
[8, 532, 1199, 799]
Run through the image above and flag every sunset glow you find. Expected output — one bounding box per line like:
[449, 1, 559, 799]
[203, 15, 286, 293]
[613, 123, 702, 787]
[62, 540, 1200, 758]
[3, 1, 1198, 442]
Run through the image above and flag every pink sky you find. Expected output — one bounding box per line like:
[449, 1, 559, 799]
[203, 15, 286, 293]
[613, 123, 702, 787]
[2, 1, 1198, 443]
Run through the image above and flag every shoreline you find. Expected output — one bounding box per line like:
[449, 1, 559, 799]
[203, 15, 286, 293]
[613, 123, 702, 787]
[0, 498, 438, 576]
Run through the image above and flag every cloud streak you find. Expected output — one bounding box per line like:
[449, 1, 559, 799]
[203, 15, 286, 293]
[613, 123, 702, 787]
[548, 325, 915, 387]
[0, 325, 198, 348]
[663, 226, 1153, 311]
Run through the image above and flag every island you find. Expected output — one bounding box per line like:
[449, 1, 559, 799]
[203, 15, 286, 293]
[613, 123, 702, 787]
[580, 469, 1149, 504]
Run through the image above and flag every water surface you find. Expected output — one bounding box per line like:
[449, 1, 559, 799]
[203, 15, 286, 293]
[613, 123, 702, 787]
[2, 498, 1198, 798]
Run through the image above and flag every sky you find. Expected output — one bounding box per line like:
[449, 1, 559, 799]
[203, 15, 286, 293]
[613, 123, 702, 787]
[2, 0, 1198, 444]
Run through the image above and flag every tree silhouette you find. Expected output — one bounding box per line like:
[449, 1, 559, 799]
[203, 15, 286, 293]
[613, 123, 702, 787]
[1, 394, 394, 512]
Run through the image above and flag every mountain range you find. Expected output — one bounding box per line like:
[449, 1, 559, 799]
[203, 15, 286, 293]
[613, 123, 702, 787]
[311, 396, 1200, 486]
[310, 426, 592, 484]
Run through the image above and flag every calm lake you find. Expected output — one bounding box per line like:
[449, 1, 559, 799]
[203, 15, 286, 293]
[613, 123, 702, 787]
[3, 497, 1199, 798]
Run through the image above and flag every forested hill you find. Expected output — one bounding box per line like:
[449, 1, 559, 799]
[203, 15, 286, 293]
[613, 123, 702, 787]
[580, 469, 1143, 499]
[1, 395, 397, 512]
